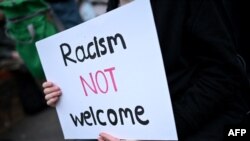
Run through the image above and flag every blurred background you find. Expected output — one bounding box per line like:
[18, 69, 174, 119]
[0, 0, 249, 141]
[0, 0, 108, 141]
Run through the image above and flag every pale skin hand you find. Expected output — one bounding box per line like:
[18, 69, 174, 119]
[98, 133, 138, 141]
[98, 132, 121, 141]
[42, 81, 61, 107]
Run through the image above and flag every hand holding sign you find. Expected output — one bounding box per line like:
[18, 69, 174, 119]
[43, 81, 61, 107]
[98, 132, 120, 141]
[42, 81, 149, 141]
[36, 0, 177, 140]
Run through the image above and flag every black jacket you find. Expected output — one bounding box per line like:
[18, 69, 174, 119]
[108, 0, 250, 140]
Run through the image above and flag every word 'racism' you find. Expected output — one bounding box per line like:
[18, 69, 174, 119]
[60, 33, 127, 66]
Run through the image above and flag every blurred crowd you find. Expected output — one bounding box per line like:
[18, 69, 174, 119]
[0, 0, 108, 135]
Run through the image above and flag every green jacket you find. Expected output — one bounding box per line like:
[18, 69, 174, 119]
[0, 0, 58, 80]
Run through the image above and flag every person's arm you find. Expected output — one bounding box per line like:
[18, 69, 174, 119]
[42, 81, 62, 107]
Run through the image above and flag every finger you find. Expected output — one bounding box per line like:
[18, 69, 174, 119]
[47, 97, 59, 107]
[44, 86, 60, 94]
[99, 132, 120, 141]
[98, 136, 105, 141]
[42, 81, 53, 88]
[45, 91, 61, 100]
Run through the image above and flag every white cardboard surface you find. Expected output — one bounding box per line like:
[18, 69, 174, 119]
[36, 0, 177, 140]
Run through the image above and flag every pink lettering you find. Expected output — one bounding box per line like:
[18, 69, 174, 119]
[95, 70, 108, 94]
[80, 73, 98, 96]
[79, 67, 118, 96]
[104, 67, 117, 92]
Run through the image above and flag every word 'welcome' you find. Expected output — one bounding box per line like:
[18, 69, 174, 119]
[70, 105, 149, 126]
[60, 33, 127, 66]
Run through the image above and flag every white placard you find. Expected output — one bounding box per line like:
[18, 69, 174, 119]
[36, 0, 177, 140]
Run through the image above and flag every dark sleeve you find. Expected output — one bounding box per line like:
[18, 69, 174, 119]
[173, 0, 249, 138]
[106, 0, 119, 12]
